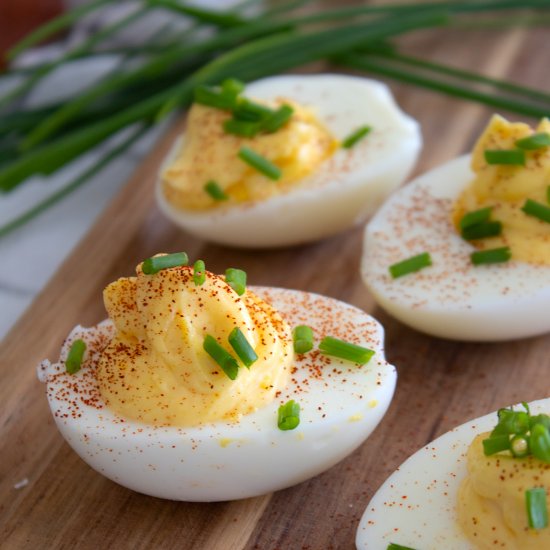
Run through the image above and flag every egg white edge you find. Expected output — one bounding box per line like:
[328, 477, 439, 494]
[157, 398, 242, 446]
[37, 286, 397, 501]
[155, 74, 422, 247]
[362, 154, 550, 341]
[356, 396, 550, 550]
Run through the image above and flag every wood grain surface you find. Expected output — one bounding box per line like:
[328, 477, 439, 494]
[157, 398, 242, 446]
[1, 17, 550, 550]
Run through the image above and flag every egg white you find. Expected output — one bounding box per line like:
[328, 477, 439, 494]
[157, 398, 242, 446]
[156, 74, 421, 248]
[356, 397, 550, 550]
[361, 155, 550, 341]
[38, 287, 396, 502]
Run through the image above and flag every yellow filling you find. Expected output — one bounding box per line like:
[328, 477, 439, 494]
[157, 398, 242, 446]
[453, 115, 550, 265]
[162, 98, 338, 210]
[457, 433, 550, 550]
[96, 257, 292, 427]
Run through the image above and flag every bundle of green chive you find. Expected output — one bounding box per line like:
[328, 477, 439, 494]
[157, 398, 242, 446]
[1, 0, 549, 238]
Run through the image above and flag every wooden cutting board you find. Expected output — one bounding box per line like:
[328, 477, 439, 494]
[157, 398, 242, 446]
[1, 22, 550, 550]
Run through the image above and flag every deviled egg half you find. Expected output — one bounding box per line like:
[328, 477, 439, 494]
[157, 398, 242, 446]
[156, 74, 421, 248]
[362, 116, 550, 341]
[38, 253, 396, 501]
[356, 397, 550, 550]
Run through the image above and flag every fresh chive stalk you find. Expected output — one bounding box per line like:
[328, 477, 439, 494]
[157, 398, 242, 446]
[204, 180, 229, 201]
[293, 325, 314, 354]
[203, 334, 239, 380]
[318, 336, 375, 365]
[526, 488, 548, 530]
[66, 339, 87, 375]
[238, 146, 282, 179]
[461, 220, 502, 240]
[515, 132, 550, 150]
[484, 149, 525, 165]
[459, 207, 492, 230]
[142, 252, 189, 274]
[228, 327, 258, 368]
[341, 125, 372, 148]
[470, 247, 511, 265]
[389, 252, 432, 278]
[277, 400, 300, 431]
[225, 268, 247, 295]
[193, 259, 206, 286]
[521, 199, 550, 224]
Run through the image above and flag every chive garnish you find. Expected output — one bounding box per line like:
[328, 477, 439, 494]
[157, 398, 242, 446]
[342, 125, 372, 149]
[470, 247, 511, 265]
[521, 199, 550, 224]
[318, 336, 375, 365]
[293, 325, 314, 354]
[262, 104, 294, 133]
[484, 149, 525, 165]
[233, 99, 274, 122]
[65, 339, 86, 375]
[515, 132, 550, 151]
[142, 252, 188, 275]
[194, 85, 236, 111]
[387, 544, 417, 550]
[459, 206, 492, 230]
[510, 435, 530, 458]
[277, 400, 300, 431]
[482, 434, 511, 456]
[526, 488, 548, 530]
[389, 252, 432, 278]
[238, 146, 282, 180]
[203, 334, 239, 380]
[204, 180, 229, 201]
[193, 259, 205, 286]
[223, 118, 261, 138]
[228, 327, 258, 368]
[221, 78, 245, 100]
[461, 220, 502, 240]
[225, 268, 247, 295]
[547, 186, 550, 205]
[530, 423, 550, 463]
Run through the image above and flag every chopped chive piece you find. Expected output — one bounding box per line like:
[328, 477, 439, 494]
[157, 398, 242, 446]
[204, 180, 229, 201]
[293, 325, 314, 354]
[510, 435, 530, 458]
[530, 423, 550, 463]
[459, 206, 492, 230]
[484, 149, 525, 165]
[65, 339, 86, 375]
[319, 336, 374, 365]
[193, 259, 206, 286]
[389, 252, 432, 279]
[530, 415, 550, 431]
[526, 488, 548, 530]
[482, 434, 511, 456]
[194, 85, 236, 111]
[515, 132, 550, 151]
[277, 400, 300, 431]
[547, 186, 550, 205]
[142, 252, 188, 275]
[471, 247, 511, 265]
[238, 146, 281, 180]
[233, 99, 274, 122]
[228, 327, 258, 368]
[387, 544, 417, 550]
[262, 104, 294, 133]
[225, 268, 247, 295]
[493, 408, 530, 436]
[342, 125, 372, 149]
[521, 199, 550, 224]
[461, 220, 502, 240]
[203, 334, 239, 380]
[221, 78, 245, 99]
[223, 118, 261, 138]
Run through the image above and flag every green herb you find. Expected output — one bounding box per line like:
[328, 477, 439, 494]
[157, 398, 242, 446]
[238, 146, 282, 180]
[510, 435, 530, 458]
[233, 99, 274, 122]
[318, 336, 374, 365]
[526, 488, 548, 530]
[515, 132, 550, 150]
[461, 220, 502, 240]
[223, 118, 261, 137]
[459, 206, 492, 230]
[389, 252, 432, 278]
[293, 325, 314, 354]
[194, 84, 237, 110]
[521, 199, 550, 224]
[142, 252, 189, 274]
[530, 423, 550, 463]
[193, 259, 206, 286]
[470, 247, 511, 265]
[203, 334, 239, 380]
[262, 104, 294, 133]
[484, 149, 525, 165]
[204, 180, 229, 201]
[482, 434, 511, 456]
[228, 327, 258, 368]
[386, 544, 417, 550]
[341, 125, 372, 148]
[277, 400, 300, 431]
[547, 186, 550, 205]
[225, 268, 247, 295]
[66, 339, 87, 375]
